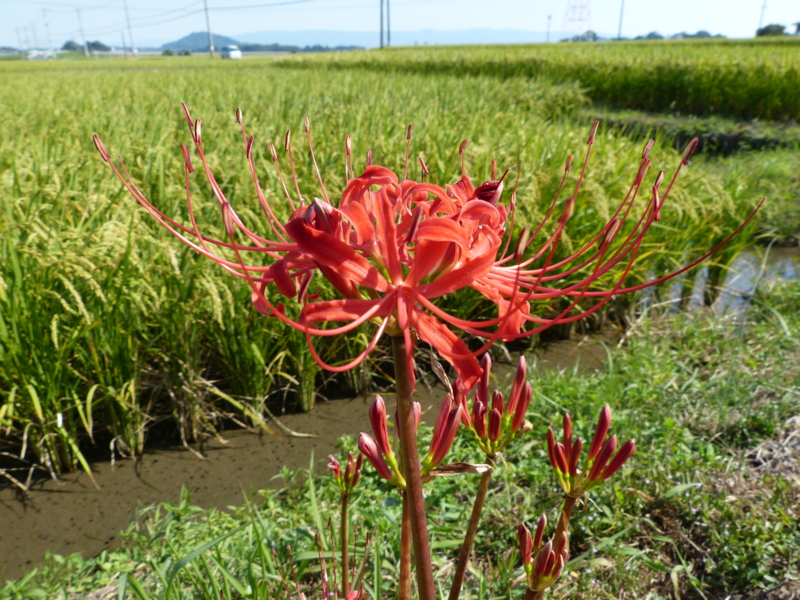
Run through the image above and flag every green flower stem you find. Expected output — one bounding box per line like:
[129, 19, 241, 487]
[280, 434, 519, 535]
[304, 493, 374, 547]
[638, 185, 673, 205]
[392, 334, 436, 600]
[340, 491, 350, 596]
[399, 492, 412, 600]
[448, 459, 495, 600]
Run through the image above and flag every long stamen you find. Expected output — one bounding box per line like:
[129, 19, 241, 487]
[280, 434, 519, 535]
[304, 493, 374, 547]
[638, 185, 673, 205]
[304, 115, 330, 205]
[285, 130, 304, 205]
[459, 139, 468, 177]
[403, 124, 413, 181]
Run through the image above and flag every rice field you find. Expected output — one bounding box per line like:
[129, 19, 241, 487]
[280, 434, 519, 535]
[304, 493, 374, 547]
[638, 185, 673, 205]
[0, 42, 795, 480]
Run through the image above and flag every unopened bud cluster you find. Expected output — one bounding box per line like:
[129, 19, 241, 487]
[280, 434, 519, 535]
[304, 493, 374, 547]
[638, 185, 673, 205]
[327, 452, 363, 494]
[518, 516, 568, 593]
[546, 404, 636, 497]
[459, 355, 533, 457]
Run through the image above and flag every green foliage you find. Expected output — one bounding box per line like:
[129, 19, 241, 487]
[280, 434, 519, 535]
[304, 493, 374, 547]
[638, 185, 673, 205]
[3, 280, 798, 599]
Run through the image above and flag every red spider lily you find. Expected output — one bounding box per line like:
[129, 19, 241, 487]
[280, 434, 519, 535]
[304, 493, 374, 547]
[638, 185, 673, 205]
[546, 405, 636, 495]
[461, 355, 533, 456]
[91, 106, 763, 395]
[520, 528, 569, 594]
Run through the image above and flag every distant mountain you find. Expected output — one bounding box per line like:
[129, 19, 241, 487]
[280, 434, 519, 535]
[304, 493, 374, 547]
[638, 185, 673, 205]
[161, 32, 239, 51]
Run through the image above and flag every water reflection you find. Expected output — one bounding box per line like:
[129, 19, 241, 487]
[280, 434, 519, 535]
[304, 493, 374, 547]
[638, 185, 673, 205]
[675, 246, 800, 315]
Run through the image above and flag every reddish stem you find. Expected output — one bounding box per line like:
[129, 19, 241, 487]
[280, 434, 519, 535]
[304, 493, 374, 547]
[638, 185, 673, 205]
[341, 491, 350, 596]
[399, 492, 412, 600]
[448, 463, 494, 600]
[392, 334, 436, 600]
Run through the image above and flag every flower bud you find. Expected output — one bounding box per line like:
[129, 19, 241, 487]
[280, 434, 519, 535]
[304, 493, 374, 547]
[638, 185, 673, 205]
[369, 396, 392, 457]
[180, 144, 194, 173]
[569, 438, 582, 477]
[429, 404, 462, 466]
[92, 134, 110, 162]
[511, 381, 532, 432]
[533, 514, 547, 550]
[472, 399, 487, 438]
[488, 408, 501, 442]
[491, 390, 504, 414]
[588, 434, 617, 482]
[327, 455, 341, 480]
[601, 439, 635, 480]
[588, 404, 611, 460]
[358, 433, 393, 481]
[518, 524, 532, 565]
[477, 353, 492, 406]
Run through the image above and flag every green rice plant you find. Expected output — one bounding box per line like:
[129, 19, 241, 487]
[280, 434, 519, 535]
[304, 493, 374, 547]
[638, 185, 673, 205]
[0, 55, 777, 478]
[272, 38, 800, 121]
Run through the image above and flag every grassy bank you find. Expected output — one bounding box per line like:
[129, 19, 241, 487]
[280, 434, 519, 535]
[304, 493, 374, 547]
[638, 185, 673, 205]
[2, 277, 798, 600]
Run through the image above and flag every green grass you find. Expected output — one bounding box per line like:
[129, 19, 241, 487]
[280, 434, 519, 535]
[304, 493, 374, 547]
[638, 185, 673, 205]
[2, 278, 797, 600]
[0, 50, 789, 477]
[270, 38, 800, 122]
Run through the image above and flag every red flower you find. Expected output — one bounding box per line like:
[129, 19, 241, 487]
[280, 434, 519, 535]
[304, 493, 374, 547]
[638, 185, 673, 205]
[92, 107, 762, 395]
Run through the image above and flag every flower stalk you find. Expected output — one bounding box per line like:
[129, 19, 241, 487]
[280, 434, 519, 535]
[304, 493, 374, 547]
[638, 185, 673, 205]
[392, 333, 436, 600]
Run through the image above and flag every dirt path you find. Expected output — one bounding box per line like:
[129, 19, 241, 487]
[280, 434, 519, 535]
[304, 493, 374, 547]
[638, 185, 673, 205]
[0, 331, 616, 582]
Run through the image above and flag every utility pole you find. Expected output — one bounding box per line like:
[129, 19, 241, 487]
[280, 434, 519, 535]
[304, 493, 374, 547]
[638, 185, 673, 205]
[30, 24, 40, 50]
[42, 9, 54, 55]
[122, 0, 136, 55]
[15, 27, 24, 53]
[76, 9, 89, 57]
[203, 0, 215, 57]
[379, 0, 384, 49]
[547, 14, 551, 42]
[386, 0, 391, 46]
[758, 0, 767, 30]
[617, 0, 625, 39]
[121, 31, 128, 58]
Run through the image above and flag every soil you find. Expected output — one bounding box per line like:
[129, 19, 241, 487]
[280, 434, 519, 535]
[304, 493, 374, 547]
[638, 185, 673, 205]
[0, 330, 618, 583]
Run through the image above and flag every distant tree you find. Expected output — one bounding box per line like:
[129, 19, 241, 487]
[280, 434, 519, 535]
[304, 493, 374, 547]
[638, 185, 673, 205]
[756, 24, 786, 37]
[87, 41, 111, 52]
[62, 40, 82, 51]
[178, 49, 191, 56]
[162, 49, 174, 56]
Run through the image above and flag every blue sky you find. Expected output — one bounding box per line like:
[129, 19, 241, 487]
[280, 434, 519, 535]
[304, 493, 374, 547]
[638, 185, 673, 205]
[2, 0, 798, 49]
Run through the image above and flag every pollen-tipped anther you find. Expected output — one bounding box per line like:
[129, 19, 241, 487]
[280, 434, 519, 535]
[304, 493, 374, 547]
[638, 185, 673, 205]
[92, 135, 110, 162]
[682, 137, 699, 165]
[235, 107, 243, 124]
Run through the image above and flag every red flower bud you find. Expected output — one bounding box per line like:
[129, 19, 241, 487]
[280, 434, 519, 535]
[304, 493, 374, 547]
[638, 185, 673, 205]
[518, 524, 532, 565]
[327, 455, 341, 479]
[478, 354, 492, 406]
[562, 413, 573, 464]
[369, 395, 392, 457]
[473, 399, 487, 438]
[601, 439, 635, 480]
[488, 408, 502, 442]
[491, 390, 504, 414]
[546, 427, 558, 471]
[358, 433, 393, 481]
[569, 438, 582, 477]
[432, 394, 454, 452]
[588, 404, 611, 460]
[511, 381, 532, 432]
[455, 389, 472, 428]
[506, 355, 527, 417]
[554, 442, 569, 474]
[350, 452, 363, 488]
[430, 404, 462, 466]
[537, 541, 553, 576]
[588, 434, 617, 482]
[533, 514, 547, 551]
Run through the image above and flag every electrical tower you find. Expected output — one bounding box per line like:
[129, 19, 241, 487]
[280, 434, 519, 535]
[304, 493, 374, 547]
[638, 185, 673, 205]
[563, 0, 591, 34]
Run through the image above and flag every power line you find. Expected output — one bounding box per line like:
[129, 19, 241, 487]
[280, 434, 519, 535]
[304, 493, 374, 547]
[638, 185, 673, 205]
[121, 0, 136, 53]
[203, 0, 214, 56]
